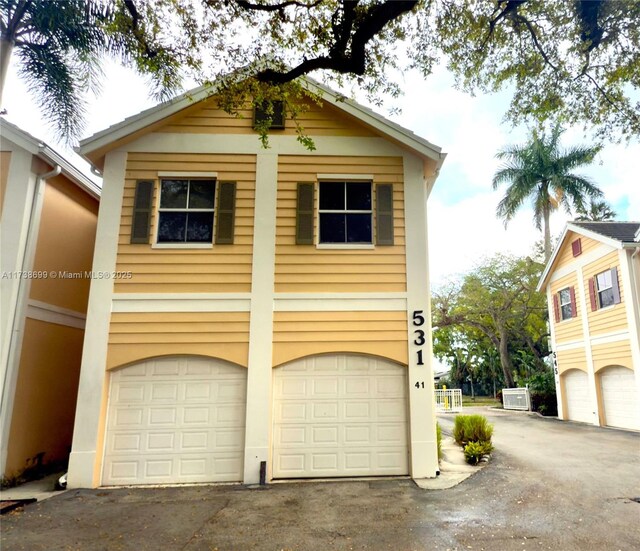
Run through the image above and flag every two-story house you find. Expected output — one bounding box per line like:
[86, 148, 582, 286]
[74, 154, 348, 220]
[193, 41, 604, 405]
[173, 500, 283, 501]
[67, 79, 446, 488]
[538, 221, 640, 431]
[1, 119, 100, 480]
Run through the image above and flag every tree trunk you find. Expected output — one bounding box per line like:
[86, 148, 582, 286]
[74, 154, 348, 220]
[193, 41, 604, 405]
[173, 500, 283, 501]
[498, 324, 515, 388]
[0, 38, 14, 108]
[543, 199, 551, 263]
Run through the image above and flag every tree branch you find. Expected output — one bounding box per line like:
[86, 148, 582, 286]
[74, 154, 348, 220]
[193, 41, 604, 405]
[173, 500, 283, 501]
[233, 0, 324, 12]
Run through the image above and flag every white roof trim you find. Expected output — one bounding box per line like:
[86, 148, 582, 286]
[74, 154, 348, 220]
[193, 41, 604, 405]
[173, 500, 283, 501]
[537, 222, 622, 291]
[1, 118, 101, 199]
[78, 77, 446, 168]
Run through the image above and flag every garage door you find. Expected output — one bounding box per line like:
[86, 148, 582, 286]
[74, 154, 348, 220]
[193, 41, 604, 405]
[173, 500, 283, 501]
[563, 369, 593, 424]
[601, 366, 640, 430]
[272, 354, 408, 478]
[102, 356, 246, 485]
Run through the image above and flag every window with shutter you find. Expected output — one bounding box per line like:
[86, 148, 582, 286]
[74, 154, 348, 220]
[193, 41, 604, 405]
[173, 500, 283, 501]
[595, 267, 622, 308]
[131, 180, 155, 244]
[318, 181, 372, 244]
[558, 287, 574, 320]
[157, 179, 215, 244]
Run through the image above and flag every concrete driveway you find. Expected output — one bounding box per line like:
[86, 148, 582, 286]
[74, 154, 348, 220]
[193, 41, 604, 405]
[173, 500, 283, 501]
[2, 407, 639, 551]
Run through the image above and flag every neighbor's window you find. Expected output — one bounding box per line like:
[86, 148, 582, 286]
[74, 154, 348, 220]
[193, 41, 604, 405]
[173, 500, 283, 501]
[595, 270, 615, 308]
[558, 288, 573, 320]
[157, 179, 215, 243]
[319, 181, 372, 243]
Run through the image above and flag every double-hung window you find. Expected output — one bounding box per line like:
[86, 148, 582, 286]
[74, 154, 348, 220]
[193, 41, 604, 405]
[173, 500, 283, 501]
[157, 179, 216, 243]
[319, 181, 372, 244]
[558, 288, 573, 320]
[595, 270, 615, 308]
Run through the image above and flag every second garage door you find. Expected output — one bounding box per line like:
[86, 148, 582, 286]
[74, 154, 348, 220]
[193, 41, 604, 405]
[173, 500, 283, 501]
[272, 354, 409, 478]
[600, 366, 640, 430]
[102, 356, 246, 486]
[563, 369, 593, 424]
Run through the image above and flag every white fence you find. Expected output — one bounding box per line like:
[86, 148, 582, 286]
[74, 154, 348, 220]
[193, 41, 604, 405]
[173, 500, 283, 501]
[502, 387, 531, 411]
[434, 388, 463, 413]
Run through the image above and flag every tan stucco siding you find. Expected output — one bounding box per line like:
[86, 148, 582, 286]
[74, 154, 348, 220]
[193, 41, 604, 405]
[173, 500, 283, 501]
[592, 340, 633, 372]
[556, 347, 587, 374]
[159, 97, 376, 137]
[275, 155, 406, 293]
[583, 251, 627, 336]
[5, 319, 84, 475]
[29, 174, 99, 313]
[554, 232, 602, 268]
[550, 272, 583, 343]
[114, 152, 255, 293]
[107, 311, 250, 369]
[272, 310, 408, 367]
[0, 150, 11, 216]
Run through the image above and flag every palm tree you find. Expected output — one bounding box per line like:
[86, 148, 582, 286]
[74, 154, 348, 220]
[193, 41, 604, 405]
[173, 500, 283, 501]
[492, 125, 603, 262]
[574, 199, 617, 221]
[0, 0, 181, 143]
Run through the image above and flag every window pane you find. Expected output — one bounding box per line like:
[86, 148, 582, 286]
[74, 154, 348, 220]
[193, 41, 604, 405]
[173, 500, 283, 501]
[561, 304, 573, 320]
[186, 212, 214, 243]
[346, 183, 371, 210]
[596, 270, 612, 290]
[559, 288, 571, 305]
[188, 180, 215, 209]
[320, 213, 346, 243]
[158, 212, 186, 242]
[160, 180, 188, 208]
[599, 288, 615, 308]
[320, 182, 345, 210]
[346, 213, 372, 243]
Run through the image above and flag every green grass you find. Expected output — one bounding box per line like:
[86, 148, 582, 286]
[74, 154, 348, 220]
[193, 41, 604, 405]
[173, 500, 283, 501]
[461, 396, 501, 407]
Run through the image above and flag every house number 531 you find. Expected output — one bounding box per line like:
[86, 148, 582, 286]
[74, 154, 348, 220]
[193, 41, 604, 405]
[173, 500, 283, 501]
[412, 310, 426, 367]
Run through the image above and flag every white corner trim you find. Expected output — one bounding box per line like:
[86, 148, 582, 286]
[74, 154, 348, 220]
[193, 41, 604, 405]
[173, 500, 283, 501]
[26, 300, 86, 329]
[545, 286, 563, 419]
[157, 172, 218, 178]
[317, 173, 374, 181]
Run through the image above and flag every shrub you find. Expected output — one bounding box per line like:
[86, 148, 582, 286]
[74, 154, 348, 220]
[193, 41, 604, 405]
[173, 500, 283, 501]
[464, 441, 494, 465]
[453, 414, 493, 446]
[523, 370, 558, 416]
[436, 422, 442, 461]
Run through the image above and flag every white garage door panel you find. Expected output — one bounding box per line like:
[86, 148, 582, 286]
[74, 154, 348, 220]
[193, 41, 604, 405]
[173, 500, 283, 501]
[103, 357, 246, 486]
[273, 354, 408, 478]
[601, 367, 640, 430]
[564, 370, 592, 424]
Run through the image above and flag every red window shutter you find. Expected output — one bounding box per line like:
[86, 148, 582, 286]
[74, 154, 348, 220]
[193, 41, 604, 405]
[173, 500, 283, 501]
[569, 287, 577, 318]
[553, 294, 560, 323]
[588, 277, 598, 311]
[611, 267, 621, 304]
[571, 239, 582, 257]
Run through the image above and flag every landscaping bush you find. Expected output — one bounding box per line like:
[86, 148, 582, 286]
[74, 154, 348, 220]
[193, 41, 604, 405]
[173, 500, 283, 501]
[436, 422, 442, 461]
[524, 370, 558, 416]
[453, 414, 493, 446]
[463, 441, 494, 465]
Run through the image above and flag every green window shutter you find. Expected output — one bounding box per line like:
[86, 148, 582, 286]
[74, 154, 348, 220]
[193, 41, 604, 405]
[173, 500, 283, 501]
[215, 181, 236, 244]
[131, 180, 154, 244]
[296, 183, 314, 245]
[376, 183, 394, 246]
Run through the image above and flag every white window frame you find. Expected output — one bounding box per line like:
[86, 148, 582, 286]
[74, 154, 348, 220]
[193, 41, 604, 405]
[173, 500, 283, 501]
[316, 178, 374, 249]
[558, 287, 573, 320]
[595, 270, 615, 308]
[153, 174, 217, 249]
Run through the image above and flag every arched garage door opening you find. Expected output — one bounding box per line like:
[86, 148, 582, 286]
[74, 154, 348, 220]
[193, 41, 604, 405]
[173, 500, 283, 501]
[102, 356, 247, 486]
[272, 353, 408, 479]
[562, 369, 593, 424]
[599, 366, 640, 431]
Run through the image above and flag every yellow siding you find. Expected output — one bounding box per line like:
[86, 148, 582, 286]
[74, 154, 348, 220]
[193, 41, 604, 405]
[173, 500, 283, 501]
[5, 319, 85, 475]
[275, 155, 406, 293]
[160, 97, 376, 137]
[272, 311, 408, 367]
[554, 232, 601, 269]
[592, 340, 633, 372]
[0, 150, 10, 216]
[550, 272, 583, 344]
[583, 251, 627, 336]
[30, 174, 99, 313]
[556, 347, 587, 374]
[115, 152, 255, 293]
[107, 311, 250, 369]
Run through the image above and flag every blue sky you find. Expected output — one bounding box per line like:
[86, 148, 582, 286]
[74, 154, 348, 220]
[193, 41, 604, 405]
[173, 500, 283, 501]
[3, 59, 638, 286]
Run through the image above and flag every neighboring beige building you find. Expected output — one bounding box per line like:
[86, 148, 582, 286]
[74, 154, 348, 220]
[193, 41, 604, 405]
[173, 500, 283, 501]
[68, 79, 446, 488]
[538, 221, 640, 431]
[0, 119, 100, 479]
